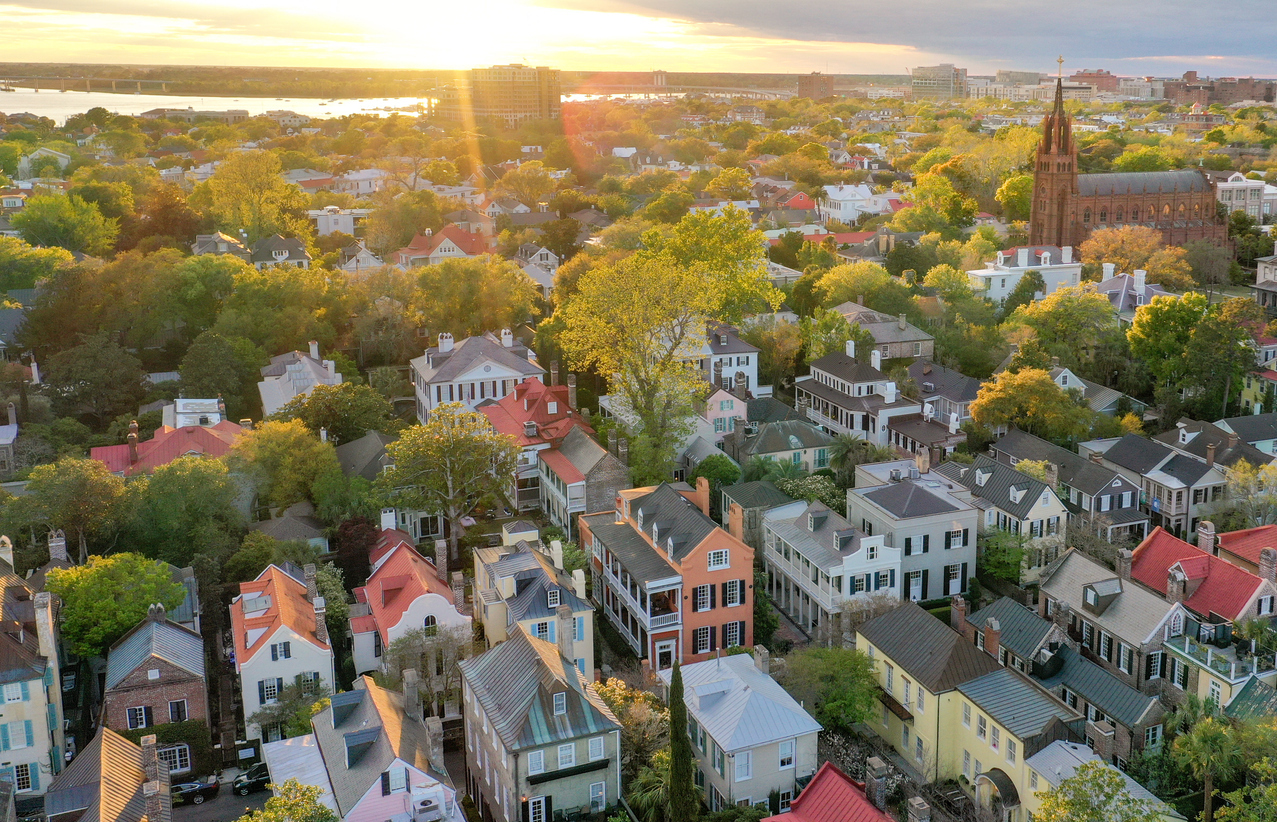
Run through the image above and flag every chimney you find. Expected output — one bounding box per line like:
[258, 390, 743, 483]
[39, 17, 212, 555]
[714, 360, 724, 388]
[1088, 450, 1103, 464]
[402, 669, 421, 722]
[1133, 269, 1146, 291]
[437, 332, 454, 353]
[695, 476, 711, 517]
[308, 340, 320, 360]
[753, 645, 769, 674]
[434, 539, 449, 584]
[915, 448, 930, 475]
[380, 508, 397, 531]
[898, 313, 907, 330]
[451, 571, 467, 615]
[982, 617, 1001, 661]
[500, 328, 514, 348]
[556, 603, 575, 662]
[48, 530, 68, 563]
[304, 563, 319, 600]
[141, 733, 172, 822]
[1017, 247, 1029, 267]
[1259, 547, 1277, 584]
[0, 537, 11, 570]
[733, 371, 747, 396]
[550, 360, 560, 387]
[5, 403, 14, 427]
[550, 539, 564, 571]
[1051, 356, 1060, 368]
[865, 757, 889, 809]
[1196, 521, 1216, 555]
[950, 594, 968, 634]
[845, 339, 856, 358]
[871, 349, 882, 371]
[1102, 262, 1116, 278]
[567, 373, 578, 409]
[1206, 442, 1216, 468]
[618, 438, 629, 466]
[1167, 569, 1186, 604]
[1061, 245, 1073, 264]
[1045, 461, 1058, 490]
[425, 716, 445, 767]
[29, 360, 39, 385]
[1116, 548, 1133, 580]
[948, 412, 959, 435]
[141, 733, 162, 780]
[148, 603, 167, 623]
[728, 502, 745, 541]
[608, 429, 619, 456]
[127, 430, 139, 464]
[572, 569, 586, 600]
[1227, 431, 1239, 450]
[313, 596, 329, 645]
[907, 797, 932, 822]
[239, 418, 253, 430]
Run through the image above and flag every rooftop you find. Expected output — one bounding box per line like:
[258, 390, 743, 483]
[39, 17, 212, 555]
[957, 668, 1081, 739]
[1131, 527, 1264, 622]
[858, 602, 1001, 694]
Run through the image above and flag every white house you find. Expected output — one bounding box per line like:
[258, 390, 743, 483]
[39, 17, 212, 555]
[967, 245, 1083, 303]
[230, 563, 336, 741]
[409, 331, 544, 421]
[795, 342, 922, 447]
[822, 184, 875, 221]
[16, 148, 71, 180]
[700, 324, 768, 396]
[257, 341, 343, 417]
[306, 205, 372, 237]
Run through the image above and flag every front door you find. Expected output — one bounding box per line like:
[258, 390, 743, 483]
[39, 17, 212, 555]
[656, 640, 675, 670]
[909, 572, 922, 602]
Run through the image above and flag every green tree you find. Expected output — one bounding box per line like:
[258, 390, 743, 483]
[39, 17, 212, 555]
[179, 331, 257, 421]
[643, 189, 694, 225]
[738, 317, 801, 389]
[1183, 298, 1265, 418]
[978, 530, 1028, 584]
[1218, 757, 1277, 822]
[1079, 226, 1192, 289]
[19, 457, 126, 562]
[691, 454, 742, 518]
[995, 173, 1033, 221]
[246, 676, 333, 740]
[122, 456, 243, 566]
[496, 160, 555, 208]
[1033, 760, 1164, 822]
[772, 475, 843, 512]
[596, 678, 669, 786]
[1011, 283, 1117, 367]
[377, 404, 518, 563]
[799, 308, 873, 365]
[1173, 718, 1243, 822]
[1184, 239, 1232, 299]
[778, 647, 877, 733]
[922, 263, 973, 302]
[753, 569, 780, 649]
[997, 270, 1046, 320]
[271, 383, 397, 446]
[1112, 145, 1175, 172]
[202, 150, 310, 243]
[1127, 292, 1210, 388]
[234, 779, 337, 822]
[11, 194, 118, 255]
[970, 368, 1091, 443]
[706, 167, 753, 201]
[828, 434, 896, 489]
[213, 263, 341, 355]
[412, 255, 539, 337]
[46, 553, 186, 657]
[815, 261, 913, 316]
[668, 661, 699, 822]
[629, 749, 674, 822]
[0, 236, 73, 291]
[229, 419, 341, 511]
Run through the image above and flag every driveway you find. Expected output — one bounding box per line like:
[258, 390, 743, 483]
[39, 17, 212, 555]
[172, 785, 269, 822]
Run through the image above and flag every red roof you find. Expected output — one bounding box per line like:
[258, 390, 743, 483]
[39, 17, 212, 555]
[370, 527, 417, 567]
[90, 421, 242, 476]
[351, 540, 456, 644]
[479, 377, 592, 447]
[1218, 524, 1277, 567]
[230, 565, 329, 665]
[538, 448, 586, 485]
[762, 762, 891, 822]
[395, 225, 487, 263]
[1131, 527, 1263, 621]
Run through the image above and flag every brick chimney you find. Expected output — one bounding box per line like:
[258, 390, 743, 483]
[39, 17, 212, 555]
[864, 757, 889, 809]
[1167, 569, 1186, 603]
[1259, 547, 1277, 584]
[694, 476, 711, 516]
[550, 361, 560, 387]
[304, 563, 319, 600]
[982, 617, 1001, 661]
[141, 734, 173, 822]
[950, 594, 968, 635]
[1049, 599, 1071, 631]
[566, 373, 577, 409]
[556, 603, 575, 662]
[915, 448, 930, 475]
[434, 538, 449, 583]
[1116, 549, 1133, 580]
[728, 502, 745, 542]
[607, 429, 618, 457]
[1206, 442, 1216, 469]
[128, 418, 139, 465]
[618, 438, 629, 466]
[1197, 521, 1216, 555]
[1088, 450, 1103, 464]
[451, 571, 468, 615]
[1045, 461, 1058, 490]
[402, 668, 421, 722]
[1087, 720, 1115, 762]
[907, 797, 932, 822]
[753, 645, 769, 674]
[713, 360, 723, 388]
[1227, 431, 1239, 450]
[313, 596, 329, 646]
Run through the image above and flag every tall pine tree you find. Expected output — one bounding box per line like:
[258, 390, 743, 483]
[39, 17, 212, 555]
[668, 661, 699, 822]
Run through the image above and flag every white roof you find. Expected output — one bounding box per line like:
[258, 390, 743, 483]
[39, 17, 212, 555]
[162, 397, 223, 429]
[262, 734, 340, 815]
[1026, 740, 1184, 818]
[657, 654, 821, 752]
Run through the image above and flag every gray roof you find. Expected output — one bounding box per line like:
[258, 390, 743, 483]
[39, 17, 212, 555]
[580, 513, 677, 584]
[967, 597, 1054, 661]
[747, 397, 803, 424]
[1101, 434, 1174, 475]
[1039, 549, 1176, 645]
[335, 431, 396, 481]
[727, 419, 834, 461]
[45, 728, 153, 822]
[411, 333, 543, 385]
[705, 324, 760, 356]
[859, 602, 1001, 694]
[910, 360, 981, 403]
[250, 233, 311, 264]
[764, 500, 869, 569]
[957, 668, 1081, 739]
[1077, 170, 1211, 196]
[1035, 645, 1160, 729]
[1050, 368, 1125, 415]
[721, 480, 793, 511]
[934, 455, 1053, 520]
[656, 654, 821, 752]
[167, 564, 200, 627]
[861, 479, 960, 519]
[807, 351, 887, 383]
[557, 426, 609, 476]
[1154, 418, 1273, 470]
[631, 483, 719, 563]
[506, 564, 591, 624]
[1095, 272, 1175, 315]
[457, 630, 619, 752]
[992, 429, 1128, 496]
[1026, 740, 1182, 817]
[248, 511, 327, 541]
[104, 616, 205, 691]
[1158, 453, 1212, 486]
[1218, 413, 1277, 445]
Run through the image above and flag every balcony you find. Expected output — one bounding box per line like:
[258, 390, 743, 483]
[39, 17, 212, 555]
[1164, 634, 1277, 682]
[600, 563, 681, 632]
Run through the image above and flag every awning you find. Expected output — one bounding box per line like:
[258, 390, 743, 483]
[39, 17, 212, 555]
[877, 686, 914, 721]
[976, 768, 1020, 808]
[526, 757, 611, 785]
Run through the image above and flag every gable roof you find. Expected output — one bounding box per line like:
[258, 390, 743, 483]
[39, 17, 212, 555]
[658, 654, 821, 752]
[934, 455, 1054, 520]
[858, 602, 1001, 693]
[1217, 412, 1277, 444]
[721, 480, 794, 511]
[1039, 549, 1177, 644]
[1026, 740, 1180, 817]
[1153, 418, 1272, 470]
[410, 332, 543, 385]
[45, 727, 155, 822]
[1078, 170, 1210, 196]
[396, 225, 486, 259]
[230, 564, 330, 662]
[334, 430, 396, 482]
[354, 543, 457, 645]
[957, 668, 1081, 739]
[104, 614, 205, 691]
[806, 350, 886, 383]
[1130, 527, 1263, 621]
[992, 428, 1128, 495]
[1224, 675, 1277, 722]
[1100, 433, 1173, 475]
[90, 421, 242, 476]
[457, 630, 619, 751]
[763, 761, 891, 822]
[728, 419, 834, 461]
[479, 377, 590, 447]
[1034, 644, 1161, 729]
[1217, 524, 1277, 568]
[630, 483, 721, 563]
[967, 597, 1054, 661]
[909, 360, 981, 403]
[746, 397, 803, 424]
[763, 500, 871, 569]
[250, 234, 310, 264]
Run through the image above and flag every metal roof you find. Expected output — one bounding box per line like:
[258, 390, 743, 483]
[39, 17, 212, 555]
[764, 500, 868, 570]
[992, 428, 1130, 496]
[105, 617, 205, 691]
[1039, 550, 1178, 646]
[657, 655, 821, 752]
[721, 480, 793, 511]
[860, 480, 960, 519]
[958, 668, 1081, 739]
[1224, 675, 1277, 722]
[1026, 740, 1183, 818]
[938, 455, 1054, 521]
[631, 484, 718, 563]
[967, 598, 1054, 661]
[580, 513, 678, 584]
[1034, 645, 1160, 729]
[45, 727, 152, 822]
[1076, 170, 1210, 196]
[858, 602, 1001, 694]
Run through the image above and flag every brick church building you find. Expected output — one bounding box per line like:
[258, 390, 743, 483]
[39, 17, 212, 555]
[1030, 78, 1227, 248]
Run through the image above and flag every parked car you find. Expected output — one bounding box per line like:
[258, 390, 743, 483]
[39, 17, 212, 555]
[171, 781, 220, 805]
[64, 735, 75, 762]
[233, 762, 270, 796]
[60, 670, 76, 693]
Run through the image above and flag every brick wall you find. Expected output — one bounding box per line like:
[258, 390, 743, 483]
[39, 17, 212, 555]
[584, 456, 630, 517]
[103, 656, 209, 732]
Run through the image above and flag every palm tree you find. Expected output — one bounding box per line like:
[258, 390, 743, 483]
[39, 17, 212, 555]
[627, 748, 672, 822]
[1173, 717, 1243, 822]
[768, 459, 807, 481]
[828, 433, 896, 488]
[742, 456, 780, 483]
[1166, 693, 1217, 738]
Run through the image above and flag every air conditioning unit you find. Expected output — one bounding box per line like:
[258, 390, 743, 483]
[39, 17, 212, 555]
[413, 798, 443, 822]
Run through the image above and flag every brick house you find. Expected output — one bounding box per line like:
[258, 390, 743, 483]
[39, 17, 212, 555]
[579, 479, 754, 669]
[101, 605, 209, 778]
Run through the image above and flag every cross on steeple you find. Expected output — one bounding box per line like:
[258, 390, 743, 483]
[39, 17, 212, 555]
[1057, 56, 1064, 79]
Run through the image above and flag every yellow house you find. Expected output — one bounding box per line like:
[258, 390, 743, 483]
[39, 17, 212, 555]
[1021, 740, 1185, 822]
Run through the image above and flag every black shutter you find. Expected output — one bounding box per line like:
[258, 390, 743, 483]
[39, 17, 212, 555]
[521, 799, 529, 822]
[960, 562, 968, 592]
[963, 528, 970, 547]
[270, 644, 278, 661]
[709, 626, 717, 651]
[545, 797, 553, 822]
[143, 706, 153, 728]
[382, 772, 391, 796]
[922, 534, 930, 553]
[721, 582, 728, 607]
[921, 569, 929, 600]
[284, 641, 291, 658]
[258, 680, 266, 704]
[691, 587, 700, 613]
[709, 585, 717, 610]
[277, 677, 284, 695]
[738, 621, 747, 645]
[1159, 652, 1167, 678]
[904, 537, 912, 556]
[1144, 653, 1155, 680]
[889, 569, 896, 589]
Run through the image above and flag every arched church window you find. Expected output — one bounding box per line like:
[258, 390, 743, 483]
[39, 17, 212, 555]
[1147, 205, 1155, 220]
[1162, 204, 1171, 219]
[1083, 208, 1091, 224]
[1115, 206, 1124, 221]
[1194, 202, 1201, 217]
[1099, 208, 1107, 223]
[1178, 203, 1186, 219]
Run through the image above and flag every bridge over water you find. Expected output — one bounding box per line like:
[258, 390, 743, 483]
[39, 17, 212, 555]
[570, 84, 794, 100]
[0, 76, 174, 93]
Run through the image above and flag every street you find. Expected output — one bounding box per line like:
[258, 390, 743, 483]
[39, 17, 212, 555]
[172, 785, 269, 822]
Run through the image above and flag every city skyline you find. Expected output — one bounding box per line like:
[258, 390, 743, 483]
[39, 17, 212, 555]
[3, 0, 1277, 77]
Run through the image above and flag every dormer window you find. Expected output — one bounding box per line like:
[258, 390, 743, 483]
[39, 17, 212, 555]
[1060, 374, 1068, 386]
[975, 469, 990, 487]
[636, 511, 644, 530]
[547, 589, 560, 608]
[1009, 486, 1025, 504]
[553, 692, 567, 715]
[272, 249, 287, 260]
[547, 401, 558, 415]
[1085, 588, 1098, 607]
[1179, 428, 1189, 444]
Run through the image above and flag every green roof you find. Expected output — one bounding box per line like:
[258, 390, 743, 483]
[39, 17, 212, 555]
[1224, 675, 1277, 722]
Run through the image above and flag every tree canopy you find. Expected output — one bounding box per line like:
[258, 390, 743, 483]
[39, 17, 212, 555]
[47, 553, 186, 657]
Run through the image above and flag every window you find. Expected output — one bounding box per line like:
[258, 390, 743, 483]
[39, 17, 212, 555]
[713, 742, 725, 776]
[169, 700, 188, 723]
[424, 614, 438, 636]
[527, 750, 546, 775]
[589, 736, 605, 761]
[724, 621, 743, 648]
[1007, 738, 1016, 764]
[779, 739, 795, 769]
[529, 797, 547, 822]
[694, 585, 712, 612]
[854, 575, 866, 593]
[694, 626, 712, 654]
[1209, 679, 1222, 704]
[590, 782, 606, 813]
[559, 743, 576, 768]
[917, 689, 925, 714]
[977, 715, 987, 740]
[991, 727, 1000, 752]
[876, 571, 890, 589]
[127, 706, 149, 730]
[547, 589, 560, 608]
[270, 641, 292, 661]
[901, 725, 909, 748]
[734, 750, 752, 782]
[1030, 770, 1038, 790]
[915, 735, 924, 763]
[1, 683, 21, 703]
[1145, 725, 1163, 749]
[885, 664, 894, 693]
[1119, 644, 1133, 674]
[553, 692, 567, 715]
[947, 529, 964, 549]
[707, 549, 730, 570]
[963, 702, 971, 727]
[158, 744, 191, 774]
[1085, 587, 1098, 607]
[725, 579, 744, 607]
[882, 704, 889, 727]
[1260, 595, 1274, 616]
[963, 749, 972, 779]
[13, 764, 29, 792]
[867, 544, 878, 560]
[780, 791, 793, 811]
[903, 679, 912, 707]
[532, 621, 551, 640]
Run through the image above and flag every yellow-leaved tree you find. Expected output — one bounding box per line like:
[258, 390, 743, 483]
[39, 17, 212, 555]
[970, 368, 1092, 443]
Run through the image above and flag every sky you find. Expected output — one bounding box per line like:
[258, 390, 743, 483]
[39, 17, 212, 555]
[2, 0, 1277, 78]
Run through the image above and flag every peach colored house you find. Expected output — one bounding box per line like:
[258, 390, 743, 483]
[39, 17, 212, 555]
[579, 478, 753, 669]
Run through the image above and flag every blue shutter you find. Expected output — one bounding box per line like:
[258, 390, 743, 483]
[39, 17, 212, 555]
[547, 620, 556, 643]
[889, 570, 896, 589]
[872, 573, 880, 591]
[19, 682, 28, 701]
[577, 659, 585, 675]
[2, 723, 10, 751]
[28, 766, 37, 791]
[46, 705, 55, 732]
[575, 617, 585, 642]
[863, 574, 872, 592]
[23, 721, 31, 748]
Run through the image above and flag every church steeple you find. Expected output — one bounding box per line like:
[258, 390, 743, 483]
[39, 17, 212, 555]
[1029, 56, 1079, 248]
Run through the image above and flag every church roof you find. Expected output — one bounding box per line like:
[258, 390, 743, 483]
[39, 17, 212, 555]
[1077, 170, 1211, 197]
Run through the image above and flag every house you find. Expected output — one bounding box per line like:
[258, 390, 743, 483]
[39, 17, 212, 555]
[248, 502, 328, 549]
[394, 226, 487, 267]
[257, 341, 343, 417]
[349, 531, 470, 680]
[1038, 548, 1192, 695]
[719, 481, 794, 553]
[658, 653, 821, 813]
[458, 630, 622, 822]
[849, 458, 980, 601]
[1222, 675, 1277, 722]
[760, 760, 894, 822]
[191, 232, 250, 261]
[1250, 255, 1277, 316]
[1079, 434, 1228, 538]
[335, 433, 444, 543]
[1049, 363, 1144, 417]
[1023, 741, 1183, 821]
[472, 531, 593, 675]
[856, 602, 1003, 783]
[16, 148, 71, 180]
[411, 331, 543, 422]
[761, 500, 898, 639]
[579, 479, 753, 669]
[101, 605, 208, 779]
[306, 205, 372, 237]
[1152, 418, 1274, 470]
[44, 731, 171, 822]
[1132, 526, 1277, 624]
[932, 455, 1068, 583]
[795, 342, 922, 446]
[230, 563, 335, 741]
[539, 428, 630, 539]
[1094, 267, 1176, 324]
[338, 240, 384, 274]
[700, 324, 767, 395]
[262, 675, 461, 822]
[721, 419, 834, 473]
[1216, 411, 1277, 455]
[965, 246, 1083, 303]
[908, 360, 981, 427]
[1216, 522, 1277, 575]
[990, 428, 1149, 541]
[821, 184, 876, 221]
[513, 244, 559, 273]
[831, 303, 934, 360]
[90, 417, 242, 478]
[886, 410, 967, 462]
[250, 234, 310, 270]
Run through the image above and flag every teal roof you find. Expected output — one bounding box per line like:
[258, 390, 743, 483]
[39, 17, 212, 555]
[1224, 675, 1277, 722]
[105, 617, 205, 691]
[958, 668, 1081, 739]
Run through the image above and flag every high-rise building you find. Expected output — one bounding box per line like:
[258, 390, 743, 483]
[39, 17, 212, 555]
[995, 69, 1043, 86]
[438, 64, 561, 127]
[1069, 69, 1119, 93]
[797, 72, 835, 99]
[911, 64, 968, 100]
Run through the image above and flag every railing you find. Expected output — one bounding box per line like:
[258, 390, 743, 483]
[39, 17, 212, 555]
[601, 564, 679, 630]
[1164, 634, 1277, 681]
[650, 613, 680, 629]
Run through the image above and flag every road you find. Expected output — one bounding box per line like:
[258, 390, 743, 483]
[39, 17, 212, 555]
[173, 785, 269, 822]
